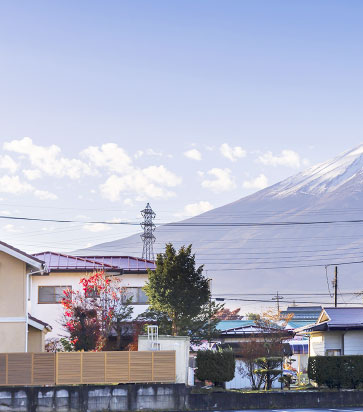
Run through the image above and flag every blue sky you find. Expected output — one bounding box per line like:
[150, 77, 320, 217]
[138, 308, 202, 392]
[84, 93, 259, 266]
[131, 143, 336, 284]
[0, 1, 362, 253]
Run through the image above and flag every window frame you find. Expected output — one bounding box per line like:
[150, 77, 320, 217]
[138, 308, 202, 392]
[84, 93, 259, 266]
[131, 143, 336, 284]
[123, 287, 148, 305]
[38, 285, 72, 304]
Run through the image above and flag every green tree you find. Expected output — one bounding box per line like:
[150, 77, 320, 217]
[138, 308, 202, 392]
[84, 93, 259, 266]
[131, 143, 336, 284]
[196, 348, 235, 386]
[142, 243, 222, 340]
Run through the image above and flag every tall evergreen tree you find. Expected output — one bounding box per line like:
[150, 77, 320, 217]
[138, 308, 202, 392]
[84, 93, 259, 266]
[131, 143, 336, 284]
[143, 243, 221, 339]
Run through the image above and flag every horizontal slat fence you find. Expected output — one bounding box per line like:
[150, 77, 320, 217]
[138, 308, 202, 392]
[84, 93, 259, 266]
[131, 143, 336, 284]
[0, 351, 175, 386]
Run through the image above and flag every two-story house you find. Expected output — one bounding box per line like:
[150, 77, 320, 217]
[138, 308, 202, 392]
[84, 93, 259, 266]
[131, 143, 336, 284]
[30, 251, 155, 338]
[0, 241, 51, 352]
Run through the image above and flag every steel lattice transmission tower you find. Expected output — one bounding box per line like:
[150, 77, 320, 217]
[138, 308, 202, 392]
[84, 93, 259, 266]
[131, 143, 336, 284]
[141, 203, 156, 260]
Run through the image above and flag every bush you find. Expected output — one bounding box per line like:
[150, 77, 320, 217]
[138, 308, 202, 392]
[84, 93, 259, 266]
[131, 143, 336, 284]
[196, 348, 235, 386]
[308, 355, 363, 388]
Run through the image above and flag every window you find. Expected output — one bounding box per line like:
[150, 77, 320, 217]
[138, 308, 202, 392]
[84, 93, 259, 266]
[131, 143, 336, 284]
[85, 287, 100, 299]
[326, 349, 341, 356]
[123, 287, 148, 304]
[38, 286, 72, 304]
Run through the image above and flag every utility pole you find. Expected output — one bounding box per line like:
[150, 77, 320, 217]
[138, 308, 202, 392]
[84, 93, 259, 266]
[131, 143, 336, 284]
[333, 266, 338, 307]
[272, 291, 284, 313]
[140, 203, 156, 260]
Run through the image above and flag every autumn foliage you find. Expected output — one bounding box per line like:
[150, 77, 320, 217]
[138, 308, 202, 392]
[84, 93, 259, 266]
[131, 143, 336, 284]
[61, 271, 133, 351]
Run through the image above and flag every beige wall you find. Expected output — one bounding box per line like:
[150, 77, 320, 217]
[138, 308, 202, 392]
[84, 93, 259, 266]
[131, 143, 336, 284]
[0, 322, 26, 352]
[0, 251, 26, 317]
[28, 326, 45, 352]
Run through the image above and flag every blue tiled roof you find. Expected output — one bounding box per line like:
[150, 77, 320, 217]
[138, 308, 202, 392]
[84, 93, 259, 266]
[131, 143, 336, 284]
[216, 320, 256, 331]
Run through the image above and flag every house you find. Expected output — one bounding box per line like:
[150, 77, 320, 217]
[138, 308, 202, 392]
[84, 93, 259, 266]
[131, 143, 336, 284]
[297, 307, 363, 356]
[215, 320, 293, 389]
[0, 241, 51, 352]
[30, 252, 155, 338]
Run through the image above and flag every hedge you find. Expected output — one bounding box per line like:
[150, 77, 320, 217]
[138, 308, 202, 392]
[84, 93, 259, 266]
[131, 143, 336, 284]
[308, 355, 363, 388]
[196, 348, 235, 386]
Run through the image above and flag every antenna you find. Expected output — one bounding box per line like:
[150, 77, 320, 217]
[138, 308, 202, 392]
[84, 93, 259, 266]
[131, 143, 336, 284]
[141, 203, 156, 260]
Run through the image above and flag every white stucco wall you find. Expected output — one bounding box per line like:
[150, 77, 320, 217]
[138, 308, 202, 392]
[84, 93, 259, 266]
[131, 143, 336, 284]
[30, 271, 149, 338]
[138, 335, 190, 384]
[226, 360, 281, 389]
[344, 330, 363, 355]
[310, 333, 325, 356]
[324, 332, 342, 353]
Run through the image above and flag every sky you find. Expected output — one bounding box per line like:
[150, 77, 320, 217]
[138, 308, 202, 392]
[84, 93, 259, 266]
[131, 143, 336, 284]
[0, 0, 362, 254]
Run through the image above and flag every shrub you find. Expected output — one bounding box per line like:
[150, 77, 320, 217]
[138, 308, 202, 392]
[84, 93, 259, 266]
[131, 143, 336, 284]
[308, 355, 363, 388]
[196, 348, 235, 386]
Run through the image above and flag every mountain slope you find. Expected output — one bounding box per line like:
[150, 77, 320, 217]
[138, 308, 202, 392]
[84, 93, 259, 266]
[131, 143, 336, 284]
[75, 145, 363, 309]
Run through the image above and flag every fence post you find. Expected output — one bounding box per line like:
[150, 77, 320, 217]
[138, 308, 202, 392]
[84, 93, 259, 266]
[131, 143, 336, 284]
[152, 352, 154, 382]
[128, 351, 131, 382]
[31, 353, 34, 385]
[80, 353, 83, 384]
[55, 353, 59, 385]
[104, 352, 107, 383]
[5, 354, 8, 385]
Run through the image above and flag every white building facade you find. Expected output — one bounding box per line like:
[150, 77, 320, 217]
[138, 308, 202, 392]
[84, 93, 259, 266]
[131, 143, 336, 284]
[30, 252, 154, 338]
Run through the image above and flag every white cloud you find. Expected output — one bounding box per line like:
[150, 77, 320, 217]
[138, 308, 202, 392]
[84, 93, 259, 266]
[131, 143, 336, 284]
[134, 150, 144, 159]
[257, 149, 303, 168]
[0, 175, 34, 194]
[83, 223, 111, 232]
[176, 201, 213, 218]
[0, 175, 57, 199]
[5, 137, 94, 179]
[243, 174, 269, 190]
[3, 224, 23, 233]
[201, 168, 236, 192]
[146, 148, 163, 157]
[34, 190, 58, 200]
[82, 143, 132, 174]
[184, 149, 202, 161]
[23, 169, 42, 180]
[0, 155, 18, 173]
[220, 143, 246, 162]
[123, 198, 134, 206]
[100, 166, 181, 201]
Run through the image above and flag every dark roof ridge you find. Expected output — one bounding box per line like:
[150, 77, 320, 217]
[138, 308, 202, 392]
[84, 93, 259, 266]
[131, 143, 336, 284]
[32, 251, 119, 269]
[78, 255, 155, 264]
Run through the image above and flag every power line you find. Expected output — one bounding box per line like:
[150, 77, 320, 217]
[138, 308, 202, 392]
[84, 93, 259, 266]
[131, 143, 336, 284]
[2, 214, 363, 227]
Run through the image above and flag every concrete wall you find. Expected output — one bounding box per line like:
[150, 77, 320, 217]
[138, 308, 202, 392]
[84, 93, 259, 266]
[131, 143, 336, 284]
[31, 272, 149, 338]
[3, 384, 363, 411]
[138, 335, 190, 384]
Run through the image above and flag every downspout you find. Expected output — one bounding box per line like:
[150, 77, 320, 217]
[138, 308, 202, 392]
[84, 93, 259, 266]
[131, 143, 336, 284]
[25, 266, 46, 352]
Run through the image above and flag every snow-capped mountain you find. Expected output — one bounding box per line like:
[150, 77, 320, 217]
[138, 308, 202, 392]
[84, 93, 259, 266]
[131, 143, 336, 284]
[75, 145, 363, 310]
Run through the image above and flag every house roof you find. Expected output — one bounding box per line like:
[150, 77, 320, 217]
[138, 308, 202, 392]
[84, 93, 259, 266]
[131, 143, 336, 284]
[281, 306, 322, 322]
[28, 314, 52, 332]
[79, 256, 156, 272]
[32, 251, 155, 272]
[0, 241, 45, 270]
[297, 307, 363, 333]
[216, 320, 255, 331]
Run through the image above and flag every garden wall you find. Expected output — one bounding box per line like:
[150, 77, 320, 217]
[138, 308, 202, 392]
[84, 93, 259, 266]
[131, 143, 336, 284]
[3, 384, 363, 411]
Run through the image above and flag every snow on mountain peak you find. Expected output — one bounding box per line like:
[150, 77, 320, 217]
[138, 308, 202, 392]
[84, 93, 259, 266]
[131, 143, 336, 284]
[268, 144, 363, 198]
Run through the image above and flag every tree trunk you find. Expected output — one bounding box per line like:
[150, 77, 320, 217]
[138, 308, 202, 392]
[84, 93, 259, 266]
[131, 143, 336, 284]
[171, 316, 178, 336]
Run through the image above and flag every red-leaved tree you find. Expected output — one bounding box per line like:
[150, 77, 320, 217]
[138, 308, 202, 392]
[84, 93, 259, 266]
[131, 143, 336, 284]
[61, 271, 133, 351]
